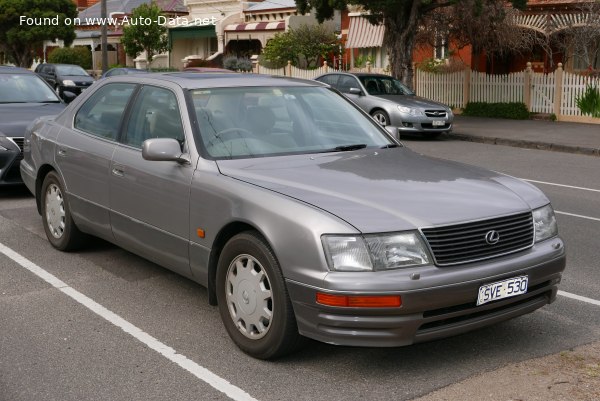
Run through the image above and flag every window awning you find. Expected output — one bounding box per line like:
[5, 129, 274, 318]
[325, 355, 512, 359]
[169, 25, 216, 41]
[346, 16, 384, 48]
[224, 21, 285, 32]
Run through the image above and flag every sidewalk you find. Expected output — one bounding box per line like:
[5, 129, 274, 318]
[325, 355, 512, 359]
[447, 116, 600, 157]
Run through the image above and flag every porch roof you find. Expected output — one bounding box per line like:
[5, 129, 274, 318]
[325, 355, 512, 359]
[224, 21, 285, 31]
[346, 16, 384, 48]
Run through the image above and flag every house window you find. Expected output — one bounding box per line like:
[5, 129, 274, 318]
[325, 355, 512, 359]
[434, 31, 449, 59]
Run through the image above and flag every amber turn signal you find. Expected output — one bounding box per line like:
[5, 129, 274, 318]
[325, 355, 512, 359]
[316, 293, 401, 308]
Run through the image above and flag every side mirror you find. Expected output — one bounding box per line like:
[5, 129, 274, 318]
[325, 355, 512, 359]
[62, 91, 77, 104]
[142, 138, 189, 164]
[385, 126, 400, 140]
[348, 87, 363, 96]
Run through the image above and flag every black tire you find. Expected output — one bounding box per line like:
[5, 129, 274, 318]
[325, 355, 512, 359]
[371, 109, 390, 126]
[41, 171, 86, 251]
[216, 231, 303, 359]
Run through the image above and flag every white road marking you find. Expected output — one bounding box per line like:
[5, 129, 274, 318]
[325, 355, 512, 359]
[521, 178, 600, 193]
[558, 290, 600, 307]
[555, 211, 600, 222]
[0, 242, 258, 401]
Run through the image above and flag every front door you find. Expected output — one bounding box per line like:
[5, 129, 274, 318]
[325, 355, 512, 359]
[109, 85, 194, 277]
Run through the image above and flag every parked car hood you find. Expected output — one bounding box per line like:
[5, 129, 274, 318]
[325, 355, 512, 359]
[216, 148, 548, 233]
[61, 75, 94, 82]
[373, 94, 448, 109]
[0, 103, 65, 137]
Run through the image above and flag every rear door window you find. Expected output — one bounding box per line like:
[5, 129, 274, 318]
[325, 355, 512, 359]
[74, 83, 136, 140]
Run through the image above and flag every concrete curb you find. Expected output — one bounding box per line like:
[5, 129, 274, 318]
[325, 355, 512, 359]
[446, 133, 600, 157]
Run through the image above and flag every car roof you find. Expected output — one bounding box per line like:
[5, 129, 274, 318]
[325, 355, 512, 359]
[108, 72, 327, 90]
[0, 66, 34, 74]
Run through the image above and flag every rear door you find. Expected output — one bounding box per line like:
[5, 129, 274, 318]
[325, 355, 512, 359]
[56, 82, 137, 240]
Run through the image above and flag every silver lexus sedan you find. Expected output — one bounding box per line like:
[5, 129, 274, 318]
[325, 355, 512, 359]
[21, 73, 565, 359]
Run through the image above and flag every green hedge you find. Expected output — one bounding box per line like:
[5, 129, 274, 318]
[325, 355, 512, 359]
[48, 47, 92, 70]
[463, 102, 530, 120]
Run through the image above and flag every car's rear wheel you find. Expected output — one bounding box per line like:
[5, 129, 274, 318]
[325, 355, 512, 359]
[41, 171, 85, 251]
[216, 231, 303, 359]
[371, 109, 390, 126]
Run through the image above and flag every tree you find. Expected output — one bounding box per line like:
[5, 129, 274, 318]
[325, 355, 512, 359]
[296, 0, 527, 87]
[262, 23, 341, 68]
[48, 46, 92, 69]
[120, 2, 169, 65]
[0, 0, 77, 68]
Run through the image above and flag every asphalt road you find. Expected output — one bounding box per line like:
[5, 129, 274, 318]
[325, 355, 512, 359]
[1, 139, 599, 401]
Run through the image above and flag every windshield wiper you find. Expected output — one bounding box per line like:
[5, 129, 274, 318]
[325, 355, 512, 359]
[328, 144, 368, 152]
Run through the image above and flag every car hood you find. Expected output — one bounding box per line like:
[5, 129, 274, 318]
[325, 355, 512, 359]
[0, 103, 65, 137]
[216, 148, 548, 233]
[373, 94, 448, 109]
[61, 75, 94, 83]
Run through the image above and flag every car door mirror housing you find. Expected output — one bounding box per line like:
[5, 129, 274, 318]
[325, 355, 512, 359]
[349, 87, 363, 96]
[142, 138, 189, 164]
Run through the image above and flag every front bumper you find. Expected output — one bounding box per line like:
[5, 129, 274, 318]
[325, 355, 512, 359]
[287, 238, 565, 347]
[0, 139, 24, 185]
[392, 113, 453, 133]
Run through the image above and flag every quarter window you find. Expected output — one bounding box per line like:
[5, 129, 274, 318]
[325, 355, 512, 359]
[74, 83, 136, 140]
[123, 86, 185, 148]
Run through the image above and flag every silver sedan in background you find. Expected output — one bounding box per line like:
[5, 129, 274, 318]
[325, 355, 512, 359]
[315, 72, 453, 137]
[21, 73, 564, 360]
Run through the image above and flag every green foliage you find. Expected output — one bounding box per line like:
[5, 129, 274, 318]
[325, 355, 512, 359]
[223, 55, 253, 72]
[575, 85, 600, 118]
[48, 46, 92, 70]
[261, 24, 341, 69]
[354, 55, 374, 68]
[0, 0, 77, 67]
[463, 102, 530, 119]
[121, 3, 168, 63]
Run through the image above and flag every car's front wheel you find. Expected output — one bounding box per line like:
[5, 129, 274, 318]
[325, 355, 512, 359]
[371, 109, 390, 126]
[216, 231, 303, 359]
[41, 171, 85, 251]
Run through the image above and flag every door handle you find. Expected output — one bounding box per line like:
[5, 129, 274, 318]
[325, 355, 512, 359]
[112, 167, 124, 177]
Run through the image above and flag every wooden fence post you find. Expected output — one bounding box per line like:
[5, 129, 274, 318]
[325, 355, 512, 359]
[323, 60, 328, 72]
[463, 68, 471, 108]
[524, 62, 532, 111]
[366, 61, 371, 73]
[553, 63, 563, 118]
[287, 60, 292, 77]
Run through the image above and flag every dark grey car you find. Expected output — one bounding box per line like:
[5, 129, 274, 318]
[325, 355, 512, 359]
[21, 73, 565, 359]
[0, 66, 66, 186]
[35, 63, 94, 99]
[315, 72, 454, 137]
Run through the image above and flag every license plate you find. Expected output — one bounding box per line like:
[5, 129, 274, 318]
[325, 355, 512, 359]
[432, 120, 445, 126]
[477, 275, 528, 306]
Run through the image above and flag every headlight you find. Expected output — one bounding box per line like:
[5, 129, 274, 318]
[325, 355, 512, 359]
[322, 232, 431, 272]
[533, 204, 558, 242]
[397, 105, 424, 116]
[62, 80, 76, 86]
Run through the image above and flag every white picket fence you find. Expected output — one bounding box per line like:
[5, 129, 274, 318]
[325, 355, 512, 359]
[254, 60, 598, 122]
[415, 63, 600, 122]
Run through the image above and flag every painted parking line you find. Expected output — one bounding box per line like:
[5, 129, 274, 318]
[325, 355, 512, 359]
[521, 178, 600, 194]
[558, 290, 600, 307]
[555, 211, 600, 223]
[0, 242, 258, 401]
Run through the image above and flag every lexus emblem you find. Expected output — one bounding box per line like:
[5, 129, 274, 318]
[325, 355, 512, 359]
[485, 230, 500, 245]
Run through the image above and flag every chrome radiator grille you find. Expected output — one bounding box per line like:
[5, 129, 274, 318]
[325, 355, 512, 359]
[421, 212, 534, 266]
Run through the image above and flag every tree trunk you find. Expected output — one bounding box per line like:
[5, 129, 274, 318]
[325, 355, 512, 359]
[384, 0, 421, 89]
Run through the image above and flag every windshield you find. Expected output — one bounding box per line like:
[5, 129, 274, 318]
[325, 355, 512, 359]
[191, 86, 395, 159]
[56, 65, 89, 76]
[359, 76, 414, 96]
[0, 73, 61, 103]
